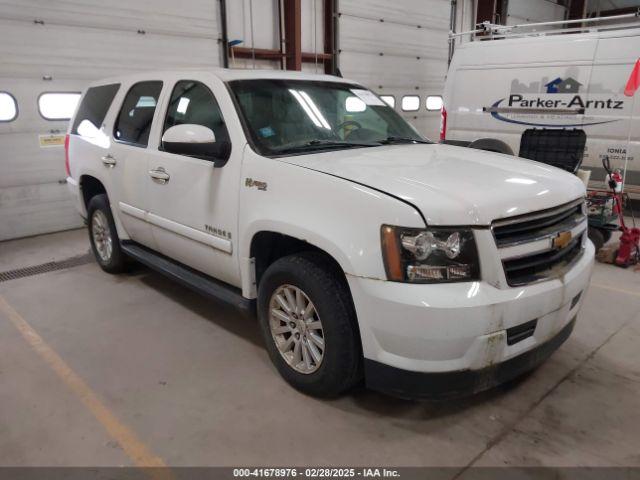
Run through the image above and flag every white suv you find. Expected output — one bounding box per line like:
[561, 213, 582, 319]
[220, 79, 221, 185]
[66, 69, 594, 399]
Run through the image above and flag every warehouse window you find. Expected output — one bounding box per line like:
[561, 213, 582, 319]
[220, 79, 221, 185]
[38, 92, 81, 120]
[380, 95, 395, 109]
[72, 83, 120, 137]
[426, 95, 443, 111]
[114, 81, 163, 147]
[163, 80, 230, 145]
[345, 96, 366, 112]
[0, 92, 18, 122]
[401, 95, 420, 112]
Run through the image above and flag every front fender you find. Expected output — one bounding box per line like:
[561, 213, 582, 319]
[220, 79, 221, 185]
[239, 147, 425, 281]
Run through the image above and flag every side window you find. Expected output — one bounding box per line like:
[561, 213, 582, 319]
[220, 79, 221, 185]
[163, 80, 230, 144]
[38, 92, 81, 121]
[402, 95, 420, 112]
[0, 92, 17, 122]
[380, 95, 395, 109]
[114, 81, 163, 147]
[71, 84, 120, 136]
[426, 95, 443, 111]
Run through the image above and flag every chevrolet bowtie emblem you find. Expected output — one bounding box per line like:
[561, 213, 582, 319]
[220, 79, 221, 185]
[553, 231, 572, 249]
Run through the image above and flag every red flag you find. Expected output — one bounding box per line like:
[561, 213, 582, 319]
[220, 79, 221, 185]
[624, 58, 640, 97]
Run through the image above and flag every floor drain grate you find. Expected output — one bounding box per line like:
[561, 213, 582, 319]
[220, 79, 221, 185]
[0, 253, 94, 283]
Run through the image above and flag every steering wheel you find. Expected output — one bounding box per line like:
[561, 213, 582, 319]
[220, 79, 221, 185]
[337, 120, 362, 136]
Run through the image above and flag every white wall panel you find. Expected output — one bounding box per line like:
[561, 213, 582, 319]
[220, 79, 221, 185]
[301, 0, 324, 54]
[227, 0, 280, 51]
[338, 0, 451, 139]
[0, 0, 221, 240]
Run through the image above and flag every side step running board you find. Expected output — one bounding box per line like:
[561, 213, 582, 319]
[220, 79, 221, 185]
[121, 242, 254, 314]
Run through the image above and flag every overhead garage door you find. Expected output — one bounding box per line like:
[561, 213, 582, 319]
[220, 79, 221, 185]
[338, 0, 451, 140]
[0, 0, 221, 240]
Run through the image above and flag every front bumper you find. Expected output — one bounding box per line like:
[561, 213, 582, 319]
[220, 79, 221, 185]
[347, 239, 594, 399]
[365, 316, 575, 399]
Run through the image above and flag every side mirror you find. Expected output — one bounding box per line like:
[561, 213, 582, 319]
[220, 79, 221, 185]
[161, 124, 230, 166]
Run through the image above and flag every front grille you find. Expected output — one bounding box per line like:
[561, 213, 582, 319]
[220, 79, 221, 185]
[493, 199, 584, 247]
[492, 198, 587, 286]
[503, 236, 583, 285]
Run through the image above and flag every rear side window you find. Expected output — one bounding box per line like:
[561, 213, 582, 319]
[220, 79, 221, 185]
[0, 92, 17, 122]
[72, 84, 120, 136]
[114, 81, 163, 147]
[163, 80, 229, 143]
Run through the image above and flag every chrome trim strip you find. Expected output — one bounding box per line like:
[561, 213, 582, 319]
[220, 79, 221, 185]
[499, 221, 587, 261]
[492, 198, 584, 229]
[497, 216, 587, 251]
[147, 213, 233, 254]
[119, 202, 145, 221]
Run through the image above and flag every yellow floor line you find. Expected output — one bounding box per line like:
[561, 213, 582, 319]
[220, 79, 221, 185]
[591, 282, 640, 298]
[0, 295, 168, 471]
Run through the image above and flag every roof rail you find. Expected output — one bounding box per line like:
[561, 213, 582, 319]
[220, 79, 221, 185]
[450, 10, 640, 40]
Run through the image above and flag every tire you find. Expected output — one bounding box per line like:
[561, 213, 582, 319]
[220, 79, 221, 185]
[257, 252, 362, 397]
[468, 138, 514, 156]
[588, 227, 605, 253]
[87, 194, 127, 273]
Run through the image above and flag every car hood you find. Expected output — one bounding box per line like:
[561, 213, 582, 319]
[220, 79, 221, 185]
[280, 143, 586, 225]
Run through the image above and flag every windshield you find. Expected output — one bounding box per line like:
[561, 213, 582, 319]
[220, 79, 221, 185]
[228, 79, 429, 156]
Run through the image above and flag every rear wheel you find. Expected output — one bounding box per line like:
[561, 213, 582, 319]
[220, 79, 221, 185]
[257, 252, 362, 397]
[87, 194, 126, 273]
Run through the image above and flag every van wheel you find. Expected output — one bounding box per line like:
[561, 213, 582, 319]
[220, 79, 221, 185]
[257, 252, 362, 397]
[588, 227, 605, 252]
[87, 194, 126, 273]
[468, 138, 514, 156]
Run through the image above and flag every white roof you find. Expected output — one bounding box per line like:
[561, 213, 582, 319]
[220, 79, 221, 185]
[91, 68, 358, 88]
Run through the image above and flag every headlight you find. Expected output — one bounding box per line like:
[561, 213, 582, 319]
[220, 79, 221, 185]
[381, 225, 480, 283]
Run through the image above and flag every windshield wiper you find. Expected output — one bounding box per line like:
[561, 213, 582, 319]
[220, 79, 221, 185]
[379, 136, 431, 145]
[273, 139, 380, 154]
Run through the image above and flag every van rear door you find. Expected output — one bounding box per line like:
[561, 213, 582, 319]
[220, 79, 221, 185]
[445, 35, 597, 170]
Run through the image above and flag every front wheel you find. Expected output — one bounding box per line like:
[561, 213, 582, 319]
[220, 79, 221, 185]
[87, 194, 127, 273]
[588, 227, 605, 253]
[257, 253, 362, 397]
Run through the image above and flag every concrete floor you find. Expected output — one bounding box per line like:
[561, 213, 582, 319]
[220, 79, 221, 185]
[0, 229, 639, 468]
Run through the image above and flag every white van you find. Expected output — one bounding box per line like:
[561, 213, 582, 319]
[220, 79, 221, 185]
[442, 18, 640, 199]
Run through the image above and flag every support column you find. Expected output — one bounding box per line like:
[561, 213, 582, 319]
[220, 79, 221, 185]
[284, 0, 302, 70]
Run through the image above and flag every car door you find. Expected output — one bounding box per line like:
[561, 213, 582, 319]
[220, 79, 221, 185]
[145, 77, 241, 287]
[108, 80, 164, 249]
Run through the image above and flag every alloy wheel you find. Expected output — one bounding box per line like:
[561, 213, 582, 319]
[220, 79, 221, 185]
[91, 210, 113, 263]
[268, 284, 325, 374]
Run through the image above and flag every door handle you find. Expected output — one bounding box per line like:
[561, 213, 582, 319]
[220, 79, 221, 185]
[149, 167, 170, 184]
[101, 154, 117, 167]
